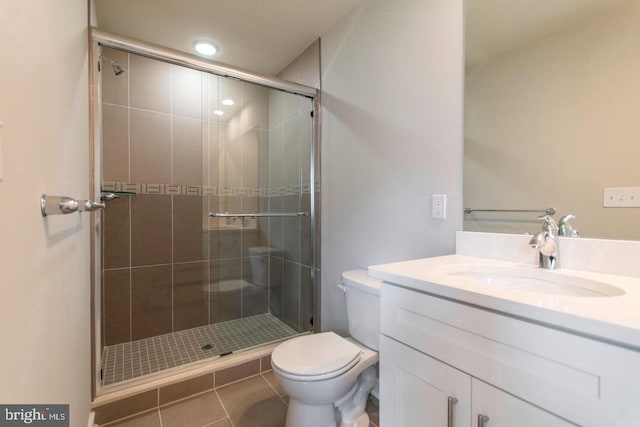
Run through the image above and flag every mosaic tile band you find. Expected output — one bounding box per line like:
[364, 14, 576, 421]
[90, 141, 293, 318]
[102, 182, 319, 197]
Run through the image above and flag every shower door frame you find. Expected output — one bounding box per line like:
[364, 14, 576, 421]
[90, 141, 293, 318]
[89, 27, 321, 399]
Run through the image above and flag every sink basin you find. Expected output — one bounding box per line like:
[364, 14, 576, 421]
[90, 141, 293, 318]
[446, 264, 625, 297]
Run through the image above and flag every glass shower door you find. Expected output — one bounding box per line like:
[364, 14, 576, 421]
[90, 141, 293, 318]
[98, 47, 314, 388]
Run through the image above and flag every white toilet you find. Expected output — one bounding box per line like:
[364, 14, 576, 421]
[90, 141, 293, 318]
[271, 269, 381, 427]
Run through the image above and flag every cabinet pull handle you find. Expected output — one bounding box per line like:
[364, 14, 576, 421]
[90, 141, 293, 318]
[447, 396, 458, 427]
[477, 414, 490, 427]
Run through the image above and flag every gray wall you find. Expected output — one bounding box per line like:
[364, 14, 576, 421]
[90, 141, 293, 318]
[320, 0, 465, 333]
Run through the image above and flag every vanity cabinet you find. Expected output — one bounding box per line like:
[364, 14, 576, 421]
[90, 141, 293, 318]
[381, 336, 573, 426]
[379, 283, 640, 426]
[380, 335, 471, 426]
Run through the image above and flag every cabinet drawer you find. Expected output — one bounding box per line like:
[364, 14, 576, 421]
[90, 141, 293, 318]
[381, 283, 640, 426]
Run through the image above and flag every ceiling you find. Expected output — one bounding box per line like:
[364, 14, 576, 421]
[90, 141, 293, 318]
[466, 0, 630, 69]
[95, 0, 363, 76]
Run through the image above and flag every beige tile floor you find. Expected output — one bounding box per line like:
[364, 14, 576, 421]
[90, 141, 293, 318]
[103, 371, 380, 427]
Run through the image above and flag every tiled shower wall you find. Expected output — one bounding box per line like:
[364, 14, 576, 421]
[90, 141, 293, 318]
[100, 47, 314, 347]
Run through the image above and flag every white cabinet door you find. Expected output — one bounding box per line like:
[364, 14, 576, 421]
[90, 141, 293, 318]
[472, 379, 576, 427]
[381, 335, 471, 427]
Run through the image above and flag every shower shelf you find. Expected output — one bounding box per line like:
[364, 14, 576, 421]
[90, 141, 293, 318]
[209, 212, 309, 218]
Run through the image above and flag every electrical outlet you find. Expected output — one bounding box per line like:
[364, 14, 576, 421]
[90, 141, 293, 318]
[603, 188, 624, 207]
[603, 187, 640, 208]
[432, 194, 447, 219]
[628, 188, 640, 206]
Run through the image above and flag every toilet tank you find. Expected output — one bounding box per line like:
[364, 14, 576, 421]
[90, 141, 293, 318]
[341, 269, 382, 351]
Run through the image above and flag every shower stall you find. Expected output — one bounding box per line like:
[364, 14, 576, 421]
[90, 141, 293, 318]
[91, 30, 319, 392]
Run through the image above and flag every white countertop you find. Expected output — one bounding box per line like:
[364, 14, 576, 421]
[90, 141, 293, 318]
[369, 254, 640, 350]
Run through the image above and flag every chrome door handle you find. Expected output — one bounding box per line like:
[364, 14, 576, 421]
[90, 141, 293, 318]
[447, 396, 458, 427]
[478, 414, 489, 427]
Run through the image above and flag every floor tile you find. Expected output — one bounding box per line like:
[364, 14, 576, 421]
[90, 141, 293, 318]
[203, 419, 233, 427]
[261, 370, 285, 396]
[159, 391, 227, 427]
[217, 375, 287, 427]
[103, 410, 161, 427]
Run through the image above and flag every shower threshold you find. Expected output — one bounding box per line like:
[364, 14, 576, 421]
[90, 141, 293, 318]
[101, 313, 298, 387]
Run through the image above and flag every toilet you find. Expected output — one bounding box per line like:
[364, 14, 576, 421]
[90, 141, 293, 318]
[271, 269, 381, 427]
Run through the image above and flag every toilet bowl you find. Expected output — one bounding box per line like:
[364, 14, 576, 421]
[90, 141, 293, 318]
[271, 269, 381, 427]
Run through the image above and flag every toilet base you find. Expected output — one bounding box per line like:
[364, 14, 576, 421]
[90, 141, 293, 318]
[339, 413, 369, 427]
[286, 399, 337, 427]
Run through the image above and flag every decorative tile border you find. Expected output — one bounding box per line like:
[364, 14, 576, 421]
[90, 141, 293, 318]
[102, 182, 317, 197]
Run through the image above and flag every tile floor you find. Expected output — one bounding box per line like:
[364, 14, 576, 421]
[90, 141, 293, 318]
[102, 314, 298, 386]
[101, 371, 380, 427]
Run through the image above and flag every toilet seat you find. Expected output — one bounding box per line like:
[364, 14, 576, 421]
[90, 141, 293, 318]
[272, 332, 362, 382]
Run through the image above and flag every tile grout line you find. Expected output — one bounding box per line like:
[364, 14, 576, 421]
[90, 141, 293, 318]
[214, 389, 236, 427]
[261, 372, 288, 407]
[215, 372, 262, 390]
[102, 102, 269, 128]
[100, 407, 158, 427]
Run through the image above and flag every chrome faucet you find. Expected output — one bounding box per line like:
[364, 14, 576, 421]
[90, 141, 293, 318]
[558, 214, 580, 237]
[529, 215, 558, 269]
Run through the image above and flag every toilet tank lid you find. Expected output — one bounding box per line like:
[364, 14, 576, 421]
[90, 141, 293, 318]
[341, 269, 381, 296]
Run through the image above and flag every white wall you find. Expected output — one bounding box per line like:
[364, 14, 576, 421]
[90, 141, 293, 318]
[0, 1, 91, 425]
[464, 0, 640, 240]
[320, 0, 464, 332]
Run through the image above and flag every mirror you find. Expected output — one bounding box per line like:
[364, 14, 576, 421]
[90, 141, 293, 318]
[464, 0, 640, 240]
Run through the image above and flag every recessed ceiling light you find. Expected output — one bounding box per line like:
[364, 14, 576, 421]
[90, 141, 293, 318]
[193, 40, 218, 57]
[213, 110, 224, 116]
[222, 99, 234, 106]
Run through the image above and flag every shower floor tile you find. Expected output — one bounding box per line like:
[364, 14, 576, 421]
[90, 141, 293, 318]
[101, 313, 298, 387]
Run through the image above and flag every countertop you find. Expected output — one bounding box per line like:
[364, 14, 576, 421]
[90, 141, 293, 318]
[369, 254, 640, 350]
